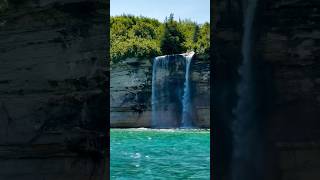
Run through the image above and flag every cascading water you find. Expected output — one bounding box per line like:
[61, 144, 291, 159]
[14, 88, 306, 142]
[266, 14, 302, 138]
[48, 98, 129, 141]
[232, 0, 260, 179]
[152, 52, 194, 128]
[151, 55, 163, 128]
[181, 52, 194, 127]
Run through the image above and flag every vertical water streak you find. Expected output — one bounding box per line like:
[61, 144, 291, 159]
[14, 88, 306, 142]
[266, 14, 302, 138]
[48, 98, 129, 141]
[151, 57, 158, 127]
[181, 52, 194, 127]
[232, 0, 258, 179]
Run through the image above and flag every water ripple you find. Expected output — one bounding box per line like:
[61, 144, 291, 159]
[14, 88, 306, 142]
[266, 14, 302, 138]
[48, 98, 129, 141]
[111, 128, 210, 179]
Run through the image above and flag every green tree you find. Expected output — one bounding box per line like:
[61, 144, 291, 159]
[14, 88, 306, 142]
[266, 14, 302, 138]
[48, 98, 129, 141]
[195, 22, 210, 55]
[178, 19, 199, 52]
[110, 15, 162, 63]
[129, 21, 157, 39]
[110, 14, 210, 63]
[160, 13, 186, 55]
[193, 25, 200, 46]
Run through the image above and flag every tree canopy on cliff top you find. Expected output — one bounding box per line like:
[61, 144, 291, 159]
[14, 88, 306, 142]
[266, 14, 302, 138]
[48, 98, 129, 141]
[111, 14, 210, 63]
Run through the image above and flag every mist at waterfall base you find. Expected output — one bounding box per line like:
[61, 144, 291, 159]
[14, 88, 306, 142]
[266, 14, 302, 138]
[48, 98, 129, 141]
[152, 52, 195, 128]
[110, 129, 210, 179]
[232, 0, 264, 179]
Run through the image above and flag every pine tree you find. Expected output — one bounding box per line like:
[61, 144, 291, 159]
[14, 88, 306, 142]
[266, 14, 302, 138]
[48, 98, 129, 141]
[160, 13, 186, 55]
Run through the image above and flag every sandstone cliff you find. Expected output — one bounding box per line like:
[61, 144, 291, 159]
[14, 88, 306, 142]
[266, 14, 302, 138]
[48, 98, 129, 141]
[259, 1, 320, 179]
[213, 0, 320, 179]
[110, 56, 210, 128]
[0, 0, 108, 179]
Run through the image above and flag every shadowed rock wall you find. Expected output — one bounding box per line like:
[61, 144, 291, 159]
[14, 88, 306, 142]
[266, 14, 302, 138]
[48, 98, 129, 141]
[0, 0, 108, 179]
[213, 0, 320, 179]
[259, 1, 320, 179]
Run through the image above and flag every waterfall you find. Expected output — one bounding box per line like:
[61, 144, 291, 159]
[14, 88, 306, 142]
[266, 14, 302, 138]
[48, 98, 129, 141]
[152, 52, 194, 128]
[151, 57, 157, 128]
[152, 55, 170, 128]
[181, 52, 195, 127]
[232, 0, 259, 179]
[151, 55, 161, 128]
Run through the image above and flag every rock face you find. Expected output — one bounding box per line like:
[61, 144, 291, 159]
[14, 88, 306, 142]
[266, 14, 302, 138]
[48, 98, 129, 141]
[0, 0, 108, 179]
[110, 58, 152, 128]
[258, 1, 320, 179]
[110, 56, 210, 128]
[214, 0, 320, 179]
[190, 55, 210, 128]
[259, 0, 320, 141]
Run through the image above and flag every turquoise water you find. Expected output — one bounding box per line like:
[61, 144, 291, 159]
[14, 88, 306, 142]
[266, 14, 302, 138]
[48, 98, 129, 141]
[110, 128, 210, 180]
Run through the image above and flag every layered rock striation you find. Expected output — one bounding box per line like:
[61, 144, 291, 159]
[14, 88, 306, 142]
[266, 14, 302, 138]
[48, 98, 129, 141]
[214, 0, 320, 179]
[0, 0, 108, 179]
[110, 55, 210, 128]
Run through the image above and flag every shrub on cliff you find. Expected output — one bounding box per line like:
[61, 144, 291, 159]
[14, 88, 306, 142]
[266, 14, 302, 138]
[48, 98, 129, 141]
[111, 37, 161, 64]
[111, 39, 160, 64]
[111, 15, 162, 63]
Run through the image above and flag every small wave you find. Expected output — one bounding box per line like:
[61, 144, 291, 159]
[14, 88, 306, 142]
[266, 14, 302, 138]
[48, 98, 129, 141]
[110, 128, 210, 133]
[130, 153, 141, 159]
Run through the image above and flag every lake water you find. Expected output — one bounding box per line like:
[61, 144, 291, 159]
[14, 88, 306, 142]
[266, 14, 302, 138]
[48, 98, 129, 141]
[110, 128, 210, 179]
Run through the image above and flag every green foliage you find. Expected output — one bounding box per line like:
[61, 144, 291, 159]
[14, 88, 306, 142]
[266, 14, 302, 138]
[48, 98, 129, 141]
[178, 20, 210, 56]
[178, 19, 198, 51]
[195, 22, 210, 55]
[111, 14, 162, 63]
[111, 37, 161, 64]
[160, 13, 186, 54]
[111, 14, 210, 63]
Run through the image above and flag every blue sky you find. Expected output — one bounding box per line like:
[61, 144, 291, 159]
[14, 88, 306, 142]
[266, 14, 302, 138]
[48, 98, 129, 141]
[110, 0, 210, 24]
